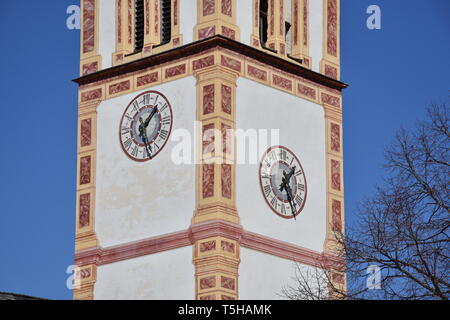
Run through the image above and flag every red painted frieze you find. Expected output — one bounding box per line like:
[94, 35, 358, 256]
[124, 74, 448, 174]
[80, 119, 92, 147]
[81, 88, 102, 102]
[198, 25, 216, 40]
[327, 0, 338, 57]
[80, 156, 91, 185]
[221, 276, 235, 290]
[332, 199, 342, 232]
[79, 193, 90, 228]
[200, 240, 216, 252]
[82, 62, 98, 76]
[193, 55, 215, 71]
[273, 74, 292, 91]
[248, 65, 267, 81]
[109, 80, 130, 95]
[203, 0, 215, 16]
[165, 64, 186, 78]
[203, 164, 215, 198]
[137, 72, 159, 87]
[203, 84, 215, 115]
[221, 164, 232, 199]
[221, 26, 236, 40]
[322, 92, 340, 108]
[222, 0, 232, 16]
[221, 85, 232, 114]
[330, 123, 341, 152]
[331, 159, 341, 191]
[298, 83, 316, 99]
[221, 56, 241, 72]
[221, 240, 235, 253]
[82, 0, 95, 54]
[200, 276, 216, 289]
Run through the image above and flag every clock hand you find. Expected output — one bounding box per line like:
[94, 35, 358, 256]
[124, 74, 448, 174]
[144, 106, 158, 128]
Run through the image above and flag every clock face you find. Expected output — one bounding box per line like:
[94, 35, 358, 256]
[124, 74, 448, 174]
[119, 90, 173, 162]
[259, 146, 307, 219]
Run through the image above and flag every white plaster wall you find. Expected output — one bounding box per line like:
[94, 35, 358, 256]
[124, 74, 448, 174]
[179, 0, 197, 45]
[94, 246, 195, 299]
[309, 0, 323, 73]
[236, 78, 326, 252]
[236, 0, 253, 46]
[98, 0, 116, 70]
[239, 247, 321, 299]
[95, 77, 197, 248]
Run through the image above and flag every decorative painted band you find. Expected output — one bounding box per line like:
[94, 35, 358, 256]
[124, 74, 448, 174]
[75, 220, 343, 269]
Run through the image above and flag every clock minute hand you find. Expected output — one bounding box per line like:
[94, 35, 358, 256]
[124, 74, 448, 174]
[144, 106, 158, 128]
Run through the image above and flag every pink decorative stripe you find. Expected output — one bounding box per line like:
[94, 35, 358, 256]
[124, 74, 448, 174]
[269, 0, 274, 36]
[293, 0, 298, 45]
[137, 72, 159, 87]
[80, 119, 92, 147]
[202, 123, 215, 154]
[74, 220, 344, 269]
[81, 88, 102, 102]
[145, 0, 150, 34]
[321, 92, 341, 108]
[127, 0, 132, 45]
[273, 74, 292, 91]
[75, 229, 192, 266]
[174, 0, 178, 25]
[303, 0, 309, 46]
[221, 56, 241, 72]
[109, 80, 130, 95]
[165, 64, 186, 78]
[117, 0, 122, 43]
[221, 123, 231, 154]
[193, 55, 215, 71]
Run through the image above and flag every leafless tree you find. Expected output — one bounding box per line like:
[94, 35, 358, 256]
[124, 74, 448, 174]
[282, 102, 450, 300]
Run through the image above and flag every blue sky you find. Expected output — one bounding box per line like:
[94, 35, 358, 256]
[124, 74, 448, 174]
[0, 1, 448, 300]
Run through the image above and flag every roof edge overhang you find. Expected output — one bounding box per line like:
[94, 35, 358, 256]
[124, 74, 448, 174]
[73, 35, 348, 91]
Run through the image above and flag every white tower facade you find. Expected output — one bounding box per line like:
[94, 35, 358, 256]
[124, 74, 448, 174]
[73, 0, 346, 300]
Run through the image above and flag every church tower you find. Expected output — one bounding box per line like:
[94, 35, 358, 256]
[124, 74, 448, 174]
[73, 0, 347, 300]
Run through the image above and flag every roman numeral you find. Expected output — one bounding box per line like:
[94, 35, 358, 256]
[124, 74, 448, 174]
[131, 146, 138, 157]
[295, 194, 303, 207]
[297, 183, 305, 192]
[159, 103, 168, 113]
[295, 169, 303, 177]
[133, 101, 140, 112]
[121, 126, 131, 135]
[124, 114, 133, 122]
[142, 94, 150, 105]
[162, 116, 171, 126]
[271, 197, 278, 208]
[261, 173, 271, 180]
[279, 150, 287, 161]
[159, 129, 169, 140]
[263, 185, 271, 197]
[123, 138, 132, 150]
[281, 204, 286, 215]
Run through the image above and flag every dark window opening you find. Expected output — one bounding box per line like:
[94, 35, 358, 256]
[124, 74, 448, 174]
[259, 0, 268, 46]
[160, 0, 172, 45]
[134, 0, 145, 52]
